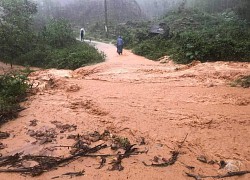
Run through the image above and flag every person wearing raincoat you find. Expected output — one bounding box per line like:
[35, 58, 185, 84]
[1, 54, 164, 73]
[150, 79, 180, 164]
[116, 36, 124, 55]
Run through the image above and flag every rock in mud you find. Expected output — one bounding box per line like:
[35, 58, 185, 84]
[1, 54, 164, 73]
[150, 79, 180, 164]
[0, 132, 10, 139]
[29, 119, 38, 126]
[224, 160, 243, 172]
[0, 142, 6, 149]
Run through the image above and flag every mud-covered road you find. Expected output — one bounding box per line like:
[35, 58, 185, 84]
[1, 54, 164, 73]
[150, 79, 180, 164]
[0, 41, 250, 180]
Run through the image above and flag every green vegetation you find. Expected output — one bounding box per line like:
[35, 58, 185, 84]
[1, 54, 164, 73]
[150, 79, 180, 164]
[120, 10, 250, 64]
[0, 0, 37, 67]
[113, 135, 131, 149]
[0, 0, 105, 70]
[16, 41, 105, 70]
[0, 71, 30, 124]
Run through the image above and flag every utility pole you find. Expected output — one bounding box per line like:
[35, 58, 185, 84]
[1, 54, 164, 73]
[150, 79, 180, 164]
[104, 0, 108, 38]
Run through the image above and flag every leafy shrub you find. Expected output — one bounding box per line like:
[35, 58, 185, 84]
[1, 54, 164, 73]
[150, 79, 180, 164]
[122, 10, 250, 64]
[132, 37, 168, 60]
[46, 42, 105, 70]
[0, 72, 30, 124]
[41, 19, 76, 48]
[16, 42, 105, 70]
[16, 49, 49, 67]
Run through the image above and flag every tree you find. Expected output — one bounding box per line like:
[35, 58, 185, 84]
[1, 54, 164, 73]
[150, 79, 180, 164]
[0, 0, 37, 67]
[41, 19, 76, 48]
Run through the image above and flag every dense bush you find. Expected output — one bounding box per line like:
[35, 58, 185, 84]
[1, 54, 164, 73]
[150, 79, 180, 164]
[41, 19, 76, 48]
[133, 37, 168, 60]
[16, 42, 105, 70]
[0, 72, 30, 124]
[121, 10, 250, 64]
[46, 42, 105, 70]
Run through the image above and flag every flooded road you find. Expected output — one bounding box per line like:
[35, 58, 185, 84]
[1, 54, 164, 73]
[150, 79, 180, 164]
[0, 42, 249, 179]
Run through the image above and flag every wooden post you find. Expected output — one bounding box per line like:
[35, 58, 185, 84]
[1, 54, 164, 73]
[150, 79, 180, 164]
[104, 0, 108, 38]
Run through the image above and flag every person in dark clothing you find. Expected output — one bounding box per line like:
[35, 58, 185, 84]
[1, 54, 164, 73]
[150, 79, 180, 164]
[116, 36, 124, 55]
[80, 28, 85, 42]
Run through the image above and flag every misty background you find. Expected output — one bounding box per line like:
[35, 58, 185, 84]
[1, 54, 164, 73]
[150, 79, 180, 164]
[31, 0, 249, 31]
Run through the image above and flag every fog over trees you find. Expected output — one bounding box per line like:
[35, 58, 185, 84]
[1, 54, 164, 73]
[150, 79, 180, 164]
[31, 0, 249, 27]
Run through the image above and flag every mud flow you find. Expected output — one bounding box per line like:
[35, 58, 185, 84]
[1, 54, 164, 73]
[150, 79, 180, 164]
[0, 41, 249, 180]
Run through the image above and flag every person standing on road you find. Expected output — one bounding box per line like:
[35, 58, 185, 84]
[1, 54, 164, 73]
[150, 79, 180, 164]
[80, 28, 85, 42]
[116, 36, 124, 55]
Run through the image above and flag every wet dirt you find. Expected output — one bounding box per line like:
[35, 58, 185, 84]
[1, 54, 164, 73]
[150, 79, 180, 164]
[0, 41, 249, 180]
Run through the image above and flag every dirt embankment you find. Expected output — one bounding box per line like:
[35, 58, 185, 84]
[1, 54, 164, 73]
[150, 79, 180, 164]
[0, 41, 249, 180]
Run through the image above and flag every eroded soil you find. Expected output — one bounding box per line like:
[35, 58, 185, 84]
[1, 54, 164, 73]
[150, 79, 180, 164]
[0, 41, 249, 180]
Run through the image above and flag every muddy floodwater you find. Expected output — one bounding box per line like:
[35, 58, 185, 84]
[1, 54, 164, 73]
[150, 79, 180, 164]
[0, 41, 249, 180]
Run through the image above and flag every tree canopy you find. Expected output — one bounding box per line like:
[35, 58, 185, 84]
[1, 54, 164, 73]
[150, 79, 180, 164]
[0, 0, 37, 66]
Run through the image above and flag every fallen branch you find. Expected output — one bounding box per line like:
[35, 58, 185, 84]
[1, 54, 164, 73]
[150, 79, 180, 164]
[51, 170, 84, 179]
[62, 170, 85, 177]
[0, 153, 22, 167]
[0, 168, 31, 173]
[84, 151, 145, 158]
[55, 143, 108, 166]
[186, 171, 250, 180]
[0, 144, 107, 176]
[54, 145, 72, 148]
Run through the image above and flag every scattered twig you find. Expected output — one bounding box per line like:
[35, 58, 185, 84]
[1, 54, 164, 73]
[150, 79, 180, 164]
[143, 134, 188, 168]
[178, 161, 195, 170]
[62, 170, 85, 177]
[85, 151, 146, 158]
[0, 130, 148, 176]
[197, 155, 217, 165]
[186, 171, 250, 180]
[178, 133, 188, 149]
[109, 144, 138, 171]
[96, 157, 106, 169]
[54, 145, 72, 148]
[143, 151, 179, 167]
[51, 170, 84, 179]
[51, 176, 59, 179]
[109, 155, 124, 171]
